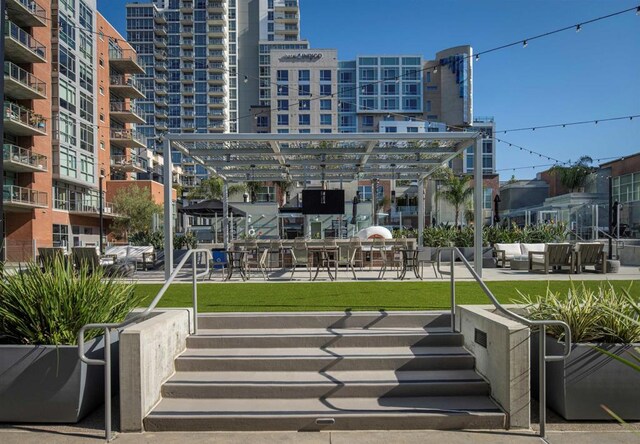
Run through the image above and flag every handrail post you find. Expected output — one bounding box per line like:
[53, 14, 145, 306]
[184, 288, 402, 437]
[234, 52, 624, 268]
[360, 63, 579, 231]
[104, 327, 112, 441]
[192, 251, 198, 335]
[450, 248, 455, 332]
[539, 323, 547, 438]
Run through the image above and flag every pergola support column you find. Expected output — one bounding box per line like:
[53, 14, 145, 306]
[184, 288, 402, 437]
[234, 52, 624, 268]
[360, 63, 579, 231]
[222, 181, 229, 251]
[418, 178, 425, 248]
[474, 137, 483, 277]
[163, 137, 173, 280]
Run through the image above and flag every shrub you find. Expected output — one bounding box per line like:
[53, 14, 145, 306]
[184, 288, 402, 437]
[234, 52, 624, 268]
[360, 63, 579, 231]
[130, 230, 164, 250]
[174, 232, 198, 250]
[517, 282, 640, 344]
[0, 258, 141, 345]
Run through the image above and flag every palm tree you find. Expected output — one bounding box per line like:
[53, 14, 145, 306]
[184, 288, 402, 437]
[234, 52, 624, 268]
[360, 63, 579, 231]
[549, 156, 594, 192]
[187, 176, 246, 200]
[434, 167, 474, 227]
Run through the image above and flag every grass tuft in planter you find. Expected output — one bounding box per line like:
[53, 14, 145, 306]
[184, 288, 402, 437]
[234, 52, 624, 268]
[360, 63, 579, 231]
[0, 257, 141, 345]
[517, 281, 640, 343]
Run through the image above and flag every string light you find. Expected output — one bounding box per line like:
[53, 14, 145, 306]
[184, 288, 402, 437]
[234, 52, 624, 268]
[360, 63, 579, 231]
[228, 5, 639, 124]
[243, 75, 248, 83]
[522, 40, 528, 48]
[576, 24, 582, 32]
[500, 114, 640, 133]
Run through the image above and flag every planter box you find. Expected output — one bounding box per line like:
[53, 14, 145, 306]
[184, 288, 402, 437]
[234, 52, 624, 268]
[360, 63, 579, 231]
[531, 333, 640, 420]
[0, 332, 119, 423]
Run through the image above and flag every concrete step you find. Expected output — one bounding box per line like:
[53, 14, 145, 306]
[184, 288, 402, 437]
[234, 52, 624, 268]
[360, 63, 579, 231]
[187, 328, 463, 349]
[174, 346, 475, 372]
[162, 370, 490, 399]
[196, 311, 451, 330]
[144, 396, 506, 432]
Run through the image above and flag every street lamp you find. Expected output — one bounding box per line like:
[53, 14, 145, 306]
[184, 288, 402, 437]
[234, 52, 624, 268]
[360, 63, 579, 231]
[99, 169, 105, 254]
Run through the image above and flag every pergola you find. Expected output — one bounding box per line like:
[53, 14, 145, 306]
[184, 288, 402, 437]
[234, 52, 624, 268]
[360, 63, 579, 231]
[161, 132, 485, 278]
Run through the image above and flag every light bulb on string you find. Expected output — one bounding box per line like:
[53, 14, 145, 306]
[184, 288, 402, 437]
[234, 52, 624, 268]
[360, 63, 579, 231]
[243, 75, 248, 83]
[522, 40, 528, 48]
[576, 24, 582, 32]
[475, 54, 480, 62]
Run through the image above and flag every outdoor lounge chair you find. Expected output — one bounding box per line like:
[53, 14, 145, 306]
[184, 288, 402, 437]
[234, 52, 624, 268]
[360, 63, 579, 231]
[528, 243, 574, 274]
[574, 242, 607, 274]
[71, 247, 129, 276]
[290, 239, 312, 281]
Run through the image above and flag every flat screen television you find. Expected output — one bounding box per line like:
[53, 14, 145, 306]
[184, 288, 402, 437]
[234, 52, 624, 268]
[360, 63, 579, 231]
[302, 190, 345, 215]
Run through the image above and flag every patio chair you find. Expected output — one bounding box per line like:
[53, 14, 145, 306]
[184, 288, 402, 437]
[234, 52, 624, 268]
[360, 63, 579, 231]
[321, 237, 340, 278]
[417, 248, 440, 279]
[574, 242, 606, 274]
[258, 248, 270, 280]
[71, 247, 126, 276]
[37, 247, 67, 270]
[348, 237, 365, 271]
[268, 239, 283, 270]
[390, 238, 409, 277]
[208, 249, 228, 280]
[337, 243, 358, 280]
[528, 243, 574, 274]
[243, 241, 260, 279]
[290, 239, 312, 280]
[370, 238, 388, 279]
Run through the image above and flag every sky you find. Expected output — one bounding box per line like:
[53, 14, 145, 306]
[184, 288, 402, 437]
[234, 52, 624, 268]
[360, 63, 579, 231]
[98, 0, 640, 179]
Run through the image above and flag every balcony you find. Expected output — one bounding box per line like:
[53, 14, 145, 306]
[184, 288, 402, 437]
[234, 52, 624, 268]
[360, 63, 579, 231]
[181, 75, 194, 83]
[111, 155, 146, 173]
[4, 102, 46, 136]
[4, 184, 47, 210]
[108, 47, 145, 74]
[3, 143, 47, 173]
[155, 61, 167, 71]
[207, 1, 226, 13]
[109, 101, 145, 124]
[208, 98, 227, 108]
[207, 74, 226, 85]
[275, 24, 298, 36]
[155, 108, 168, 119]
[155, 120, 168, 131]
[155, 25, 168, 36]
[155, 97, 168, 107]
[180, 26, 193, 37]
[183, 86, 195, 95]
[180, 13, 193, 24]
[207, 13, 225, 24]
[155, 85, 168, 96]
[207, 39, 225, 50]
[6, 0, 47, 28]
[154, 13, 166, 24]
[208, 86, 226, 96]
[156, 73, 168, 83]
[4, 61, 46, 99]
[207, 26, 226, 37]
[275, 12, 298, 24]
[109, 75, 145, 99]
[207, 50, 227, 62]
[155, 50, 167, 60]
[181, 39, 194, 49]
[180, 0, 193, 11]
[110, 128, 147, 149]
[275, 0, 298, 12]
[4, 20, 46, 63]
[63, 199, 117, 218]
[181, 51, 194, 60]
[154, 39, 167, 48]
[208, 62, 224, 72]
[182, 101, 194, 107]
[181, 62, 194, 72]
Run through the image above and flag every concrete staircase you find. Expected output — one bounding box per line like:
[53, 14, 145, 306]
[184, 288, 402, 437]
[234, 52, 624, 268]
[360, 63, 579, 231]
[144, 312, 506, 431]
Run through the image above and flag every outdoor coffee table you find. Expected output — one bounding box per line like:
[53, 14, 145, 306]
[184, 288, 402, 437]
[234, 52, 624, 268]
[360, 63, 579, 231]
[510, 255, 529, 270]
[307, 246, 339, 281]
[225, 250, 248, 281]
[397, 248, 420, 280]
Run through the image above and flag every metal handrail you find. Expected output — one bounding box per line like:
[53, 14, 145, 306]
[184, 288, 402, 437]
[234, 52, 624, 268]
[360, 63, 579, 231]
[443, 247, 571, 438]
[77, 248, 210, 441]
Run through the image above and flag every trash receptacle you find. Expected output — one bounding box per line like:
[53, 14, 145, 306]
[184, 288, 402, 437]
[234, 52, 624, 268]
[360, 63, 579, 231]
[211, 249, 227, 269]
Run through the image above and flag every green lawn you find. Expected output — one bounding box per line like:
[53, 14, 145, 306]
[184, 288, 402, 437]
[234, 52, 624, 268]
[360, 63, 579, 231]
[136, 280, 639, 312]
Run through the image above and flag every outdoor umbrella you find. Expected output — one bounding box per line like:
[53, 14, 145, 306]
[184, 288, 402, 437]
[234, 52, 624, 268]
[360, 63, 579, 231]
[350, 193, 360, 225]
[180, 199, 246, 217]
[493, 195, 501, 224]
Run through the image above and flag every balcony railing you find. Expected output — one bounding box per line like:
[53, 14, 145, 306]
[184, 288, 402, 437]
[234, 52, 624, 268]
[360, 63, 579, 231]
[109, 75, 143, 91]
[3, 143, 48, 171]
[56, 198, 115, 215]
[110, 128, 146, 146]
[111, 155, 145, 171]
[5, 20, 46, 61]
[108, 47, 144, 74]
[4, 61, 46, 98]
[4, 101, 46, 134]
[4, 184, 47, 207]
[6, 0, 47, 27]
[109, 101, 143, 114]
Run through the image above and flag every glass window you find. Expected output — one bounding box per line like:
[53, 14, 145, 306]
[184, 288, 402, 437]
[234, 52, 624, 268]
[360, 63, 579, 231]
[425, 100, 432, 112]
[339, 71, 353, 83]
[381, 57, 399, 65]
[58, 113, 77, 146]
[320, 70, 331, 81]
[277, 99, 289, 111]
[403, 98, 419, 110]
[358, 57, 377, 66]
[320, 114, 332, 125]
[298, 84, 310, 96]
[298, 69, 309, 81]
[80, 153, 94, 182]
[277, 70, 288, 82]
[320, 129, 332, 133]
[53, 224, 69, 247]
[298, 114, 310, 125]
[256, 115, 268, 127]
[320, 84, 331, 96]
[277, 114, 288, 125]
[59, 46, 76, 81]
[59, 79, 77, 113]
[362, 115, 374, 127]
[383, 83, 397, 95]
[359, 68, 376, 81]
[385, 126, 397, 133]
[299, 100, 310, 110]
[402, 67, 419, 80]
[407, 126, 418, 133]
[320, 99, 331, 110]
[382, 68, 399, 80]
[403, 83, 419, 95]
[277, 84, 288, 96]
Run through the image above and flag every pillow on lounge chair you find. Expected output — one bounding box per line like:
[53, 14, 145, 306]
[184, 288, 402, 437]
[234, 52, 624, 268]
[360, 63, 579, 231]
[521, 243, 545, 255]
[495, 243, 521, 259]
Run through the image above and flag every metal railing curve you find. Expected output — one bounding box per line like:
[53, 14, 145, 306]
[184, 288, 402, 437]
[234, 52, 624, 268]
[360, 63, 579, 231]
[442, 247, 571, 438]
[77, 248, 210, 441]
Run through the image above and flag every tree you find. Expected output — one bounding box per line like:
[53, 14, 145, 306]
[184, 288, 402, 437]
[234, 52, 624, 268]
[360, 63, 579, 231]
[187, 176, 246, 200]
[549, 156, 594, 192]
[434, 167, 474, 227]
[112, 186, 162, 239]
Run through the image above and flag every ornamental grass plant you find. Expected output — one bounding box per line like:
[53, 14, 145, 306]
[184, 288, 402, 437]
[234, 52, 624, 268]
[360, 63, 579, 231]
[0, 257, 141, 346]
[518, 281, 640, 344]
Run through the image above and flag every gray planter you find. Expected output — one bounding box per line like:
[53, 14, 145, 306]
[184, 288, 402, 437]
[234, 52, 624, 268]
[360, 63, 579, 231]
[0, 332, 119, 423]
[531, 333, 640, 420]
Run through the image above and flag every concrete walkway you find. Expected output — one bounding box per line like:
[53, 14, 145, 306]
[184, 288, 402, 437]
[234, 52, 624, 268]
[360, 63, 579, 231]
[1, 429, 638, 443]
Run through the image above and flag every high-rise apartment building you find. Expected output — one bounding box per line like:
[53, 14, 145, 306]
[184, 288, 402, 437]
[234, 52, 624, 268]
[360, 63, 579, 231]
[2, 0, 160, 261]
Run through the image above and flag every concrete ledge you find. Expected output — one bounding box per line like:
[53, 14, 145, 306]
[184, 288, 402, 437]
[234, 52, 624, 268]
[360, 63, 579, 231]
[119, 309, 193, 432]
[455, 305, 530, 429]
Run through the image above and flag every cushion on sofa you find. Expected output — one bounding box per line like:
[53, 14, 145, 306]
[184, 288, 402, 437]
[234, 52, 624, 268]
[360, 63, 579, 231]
[521, 243, 545, 255]
[495, 243, 522, 259]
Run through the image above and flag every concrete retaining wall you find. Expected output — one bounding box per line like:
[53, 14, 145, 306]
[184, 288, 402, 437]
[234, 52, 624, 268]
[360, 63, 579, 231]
[456, 305, 530, 429]
[119, 309, 193, 432]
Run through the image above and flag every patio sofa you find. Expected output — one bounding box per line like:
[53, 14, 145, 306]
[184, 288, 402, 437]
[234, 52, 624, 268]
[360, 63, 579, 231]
[494, 243, 545, 268]
[104, 245, 157, 270]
